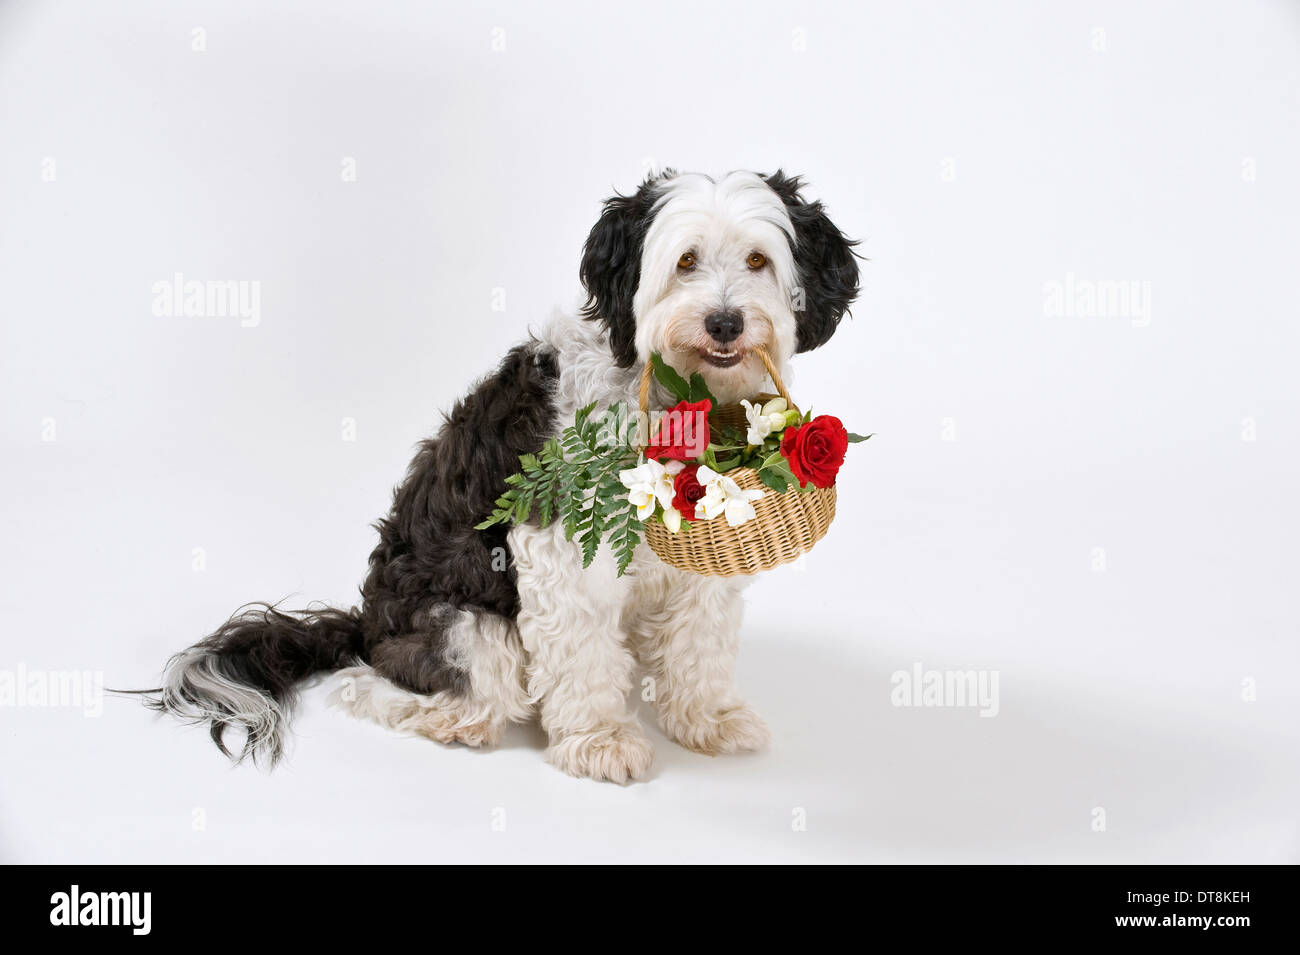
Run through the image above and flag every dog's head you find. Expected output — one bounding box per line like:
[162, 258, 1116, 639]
[579, 170, 859, 401]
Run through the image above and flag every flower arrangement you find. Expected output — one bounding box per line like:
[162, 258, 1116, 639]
[477, 352, 870, 576]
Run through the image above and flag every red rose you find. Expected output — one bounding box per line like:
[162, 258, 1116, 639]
[647, 399, 711, 461]
[780, 415, 849, 488]
[671, 464, 707, 521]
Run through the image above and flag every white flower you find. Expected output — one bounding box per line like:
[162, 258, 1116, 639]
[660, 505, 682, 533]
[694, 465, 766, 526]
[741, 397, 790, 446]
[619, 458, 685, 522]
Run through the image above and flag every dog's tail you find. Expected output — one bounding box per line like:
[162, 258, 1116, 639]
[147, 602, 365, 766]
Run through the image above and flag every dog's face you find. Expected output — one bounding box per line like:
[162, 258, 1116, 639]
[580, 170, 859, 402]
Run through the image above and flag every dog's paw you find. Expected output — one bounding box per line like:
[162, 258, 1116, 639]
[662, 701, 770, 756]
[331, 666, 503, 748]
[415, 712, 505, 748]
[329, 666, 388, 717]
[546, 725, 655, 784]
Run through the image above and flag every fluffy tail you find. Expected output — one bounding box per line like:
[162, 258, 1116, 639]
[149, 603, 364, 766]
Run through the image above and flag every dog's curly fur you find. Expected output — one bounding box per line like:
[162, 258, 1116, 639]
[150, 169, 859, 782]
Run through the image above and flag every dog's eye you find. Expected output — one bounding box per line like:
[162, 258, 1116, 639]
[747, 252, 767, 270]
[677, 252, 696, 270]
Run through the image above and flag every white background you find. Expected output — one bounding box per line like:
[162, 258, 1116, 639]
[1, 0, 1297, 863]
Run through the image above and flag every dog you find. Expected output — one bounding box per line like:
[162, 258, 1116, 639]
[150, 169, 859, 782]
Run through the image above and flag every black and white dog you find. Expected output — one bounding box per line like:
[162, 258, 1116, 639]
[152, 170, 859, 782]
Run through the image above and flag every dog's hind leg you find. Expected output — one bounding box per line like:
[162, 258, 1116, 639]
[329, 609, 531, 748]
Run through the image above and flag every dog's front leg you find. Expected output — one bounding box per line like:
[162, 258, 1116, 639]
[629, 565, 770, 756]
[509, 522, 653, 783]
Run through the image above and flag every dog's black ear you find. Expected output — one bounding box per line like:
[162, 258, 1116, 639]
[579, 172, 673, 367]
[762, 171, 860, 353]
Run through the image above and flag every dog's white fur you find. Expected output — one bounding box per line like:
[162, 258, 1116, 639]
[636, 171, 799, 404]
[333, 172, 799, 782]
[331, 610, 530, 748]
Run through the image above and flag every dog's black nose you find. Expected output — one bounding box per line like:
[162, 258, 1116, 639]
[704, 310, 744, 344]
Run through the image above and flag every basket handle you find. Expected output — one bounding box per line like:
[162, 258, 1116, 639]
[638, 345, 795, 415]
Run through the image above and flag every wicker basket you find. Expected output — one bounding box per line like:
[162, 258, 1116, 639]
[638, 346, 837, 576]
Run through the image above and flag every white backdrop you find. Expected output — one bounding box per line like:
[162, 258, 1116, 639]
[1, 0, 1297, 863]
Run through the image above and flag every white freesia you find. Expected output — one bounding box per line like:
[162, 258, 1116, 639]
[619, 458, 685, 522]
[741, 397, 790, 446]
[694, 465, 766, 527]
[660, 504, 682, 533]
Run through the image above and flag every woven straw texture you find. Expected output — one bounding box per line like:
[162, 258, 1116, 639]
[639, 347, 837, 577]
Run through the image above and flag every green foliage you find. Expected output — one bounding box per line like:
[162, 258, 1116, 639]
[755, 449, 801, 493]
[650, 353, 691, 402]
[476, 402, 643, 575]
[687, 372, 714, 403]
[650, 353, 718, 407]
